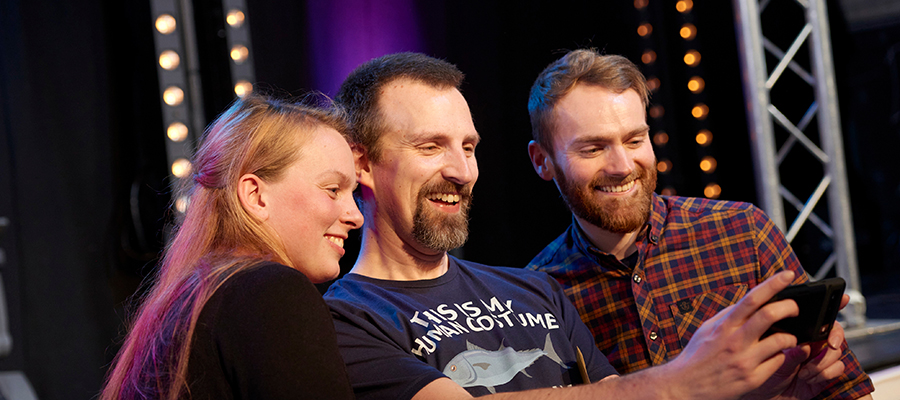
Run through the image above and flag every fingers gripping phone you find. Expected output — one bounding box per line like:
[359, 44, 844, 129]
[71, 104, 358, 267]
[762, 277, 846, 344]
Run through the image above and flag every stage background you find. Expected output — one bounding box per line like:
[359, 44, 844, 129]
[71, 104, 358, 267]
[1, 0, 898, 397]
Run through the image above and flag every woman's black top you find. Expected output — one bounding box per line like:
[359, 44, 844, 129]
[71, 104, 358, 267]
[186, 262, 354, 399]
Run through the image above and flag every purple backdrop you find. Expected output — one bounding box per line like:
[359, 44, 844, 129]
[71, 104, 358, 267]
[305, 0, 424, 96]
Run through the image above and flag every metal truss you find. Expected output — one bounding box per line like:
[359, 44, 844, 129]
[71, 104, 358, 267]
[150, 0, 255, 214]
[732, 0, 865, 327]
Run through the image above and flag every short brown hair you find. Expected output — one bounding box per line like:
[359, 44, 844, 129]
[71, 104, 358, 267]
[335, 52, 464, 162]
[528, 49, 649, 151]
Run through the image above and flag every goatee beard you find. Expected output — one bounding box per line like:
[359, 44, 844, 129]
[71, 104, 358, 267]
[411, 181, 473, 252]
[555, 161, 656, 234]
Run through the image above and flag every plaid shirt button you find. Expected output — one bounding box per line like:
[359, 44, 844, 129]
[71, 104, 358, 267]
[632, 274, 642, 283]
[649, 331, 658, 341]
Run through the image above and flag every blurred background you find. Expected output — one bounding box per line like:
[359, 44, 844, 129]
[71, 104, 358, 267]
[1, 0, 898, 398]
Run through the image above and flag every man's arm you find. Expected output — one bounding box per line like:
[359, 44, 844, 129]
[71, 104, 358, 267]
[751, 206, 875, 399]
[414, 270, 819, 400]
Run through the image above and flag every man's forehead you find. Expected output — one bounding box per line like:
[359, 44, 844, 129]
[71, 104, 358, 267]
[552, 85, 644, 118]
[379, 78, 458, 104]
[547, 85, 647, 145]
[377, 80, 475, 135]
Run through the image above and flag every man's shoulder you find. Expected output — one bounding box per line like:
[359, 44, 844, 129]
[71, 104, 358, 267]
[526, 225, 583, 275]
[322, 271, 375, 306]
[660, 195, 763, 222]
[656, 195, 780, 243]
[323, 258, 556, 303]
[662, 195, 755, 213]
[453, 256, 554, 283]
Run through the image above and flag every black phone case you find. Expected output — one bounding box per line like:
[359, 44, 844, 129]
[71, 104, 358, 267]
[762, 277, 846, 344]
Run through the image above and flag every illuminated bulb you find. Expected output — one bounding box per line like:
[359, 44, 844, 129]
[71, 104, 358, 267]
[226, 10, 245, 28]
[695, 129, 712, 146]
[159, 50, 180, 70]
[657, 159, 673, 173]
[230, 45, 249, 64]
[688, 76, 705, 93]
[691, 103, 709, 119]
[642, 50, 657, 64]
[175, 195, 190, 214]
[171, 158, 192, 178]
[680, 23, 697, 40]
[704, 183, 722, 199]
[634, 0, 648, 9]
[637, 23, 653, 37]
[155, 14, 177, 34]
[163, 86, 184, 106]
[167, 122, 189, 142]
[234, 80, 253, 97]
[647, 77, 660, 92]
[661, 187, 677, 196]
[684, 50, 701, 66]
[676, 0, 694, 12]
[649, 105, 665, 119]
[653, 132, 669, 145]
[699, 156, 717, 172]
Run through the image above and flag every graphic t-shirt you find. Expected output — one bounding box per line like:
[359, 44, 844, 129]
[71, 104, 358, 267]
[325, 257, 617, 400]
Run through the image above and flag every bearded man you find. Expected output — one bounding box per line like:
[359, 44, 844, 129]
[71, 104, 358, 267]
[525, 49, 874, 400]
[324, 52, 854, 400]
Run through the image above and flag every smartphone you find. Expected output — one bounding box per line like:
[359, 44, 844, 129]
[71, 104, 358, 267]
[762, 277, 846, 344]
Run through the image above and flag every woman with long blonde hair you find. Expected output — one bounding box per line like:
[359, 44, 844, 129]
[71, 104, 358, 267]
[102, 93, 361, 399]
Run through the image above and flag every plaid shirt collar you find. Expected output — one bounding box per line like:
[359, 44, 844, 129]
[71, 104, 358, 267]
[567, 193, 667, 269]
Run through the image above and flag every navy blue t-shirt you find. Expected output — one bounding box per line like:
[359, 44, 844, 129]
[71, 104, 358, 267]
[324, 257, 617, 399]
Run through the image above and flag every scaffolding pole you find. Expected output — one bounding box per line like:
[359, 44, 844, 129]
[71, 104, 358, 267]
[732, 0, 865, 327]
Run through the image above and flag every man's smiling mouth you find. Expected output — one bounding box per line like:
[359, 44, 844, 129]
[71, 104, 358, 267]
[426, 193, 461, 205]
[596, 180, 636, 193]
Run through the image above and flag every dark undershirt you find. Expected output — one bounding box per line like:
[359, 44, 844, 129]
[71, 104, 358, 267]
[620, 249, 640, 269]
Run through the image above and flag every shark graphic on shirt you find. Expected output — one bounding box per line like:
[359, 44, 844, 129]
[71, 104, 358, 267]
[441, 333, 567, 394]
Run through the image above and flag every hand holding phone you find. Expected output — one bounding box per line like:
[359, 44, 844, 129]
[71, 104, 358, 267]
[762, 277, 846, 344]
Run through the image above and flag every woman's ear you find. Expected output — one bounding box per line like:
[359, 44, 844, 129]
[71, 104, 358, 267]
[238, 173, 269, 221]
[528, 140, 556, 181]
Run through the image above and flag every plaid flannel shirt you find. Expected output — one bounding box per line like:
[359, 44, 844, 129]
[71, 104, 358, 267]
[528, 194, 874, 400]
